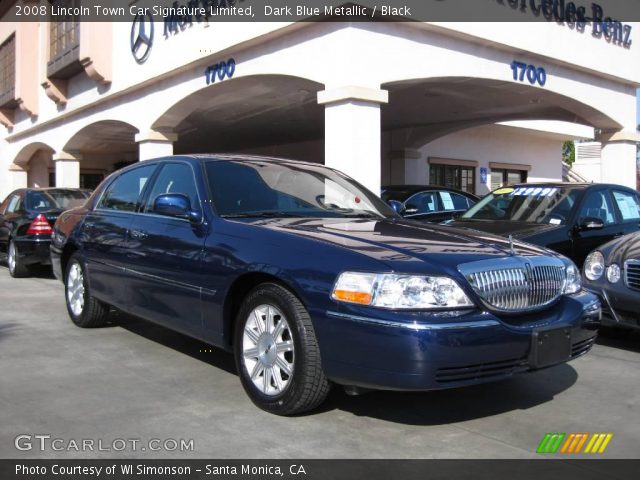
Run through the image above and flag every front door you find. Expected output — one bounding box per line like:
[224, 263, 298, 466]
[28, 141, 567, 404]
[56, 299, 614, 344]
[571, 189, 623, 266]
[123, 162, 208, 338]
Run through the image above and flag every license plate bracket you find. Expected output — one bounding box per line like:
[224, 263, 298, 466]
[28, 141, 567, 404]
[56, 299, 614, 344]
[530, 327, 571, 368]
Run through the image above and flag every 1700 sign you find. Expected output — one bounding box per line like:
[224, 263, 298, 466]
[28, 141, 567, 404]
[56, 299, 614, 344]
[205, 58, 236, 85]
[511, 61, 546, 87]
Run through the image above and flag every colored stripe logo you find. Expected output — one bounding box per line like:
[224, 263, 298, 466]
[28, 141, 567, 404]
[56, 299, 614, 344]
[537, 433, 613, 454]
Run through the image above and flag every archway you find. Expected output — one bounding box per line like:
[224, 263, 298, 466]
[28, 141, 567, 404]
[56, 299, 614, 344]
[152, 75, 324, 163]
[61, 120, 139, 189]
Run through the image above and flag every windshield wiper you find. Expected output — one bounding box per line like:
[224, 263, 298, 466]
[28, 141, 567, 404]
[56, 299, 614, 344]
[338, 212, 383, 219]
[221, 212, 304, 219]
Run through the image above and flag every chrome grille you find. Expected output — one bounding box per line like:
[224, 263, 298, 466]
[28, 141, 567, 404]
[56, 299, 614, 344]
[458, 257, 566, 313]
[625, 260, 640, 291]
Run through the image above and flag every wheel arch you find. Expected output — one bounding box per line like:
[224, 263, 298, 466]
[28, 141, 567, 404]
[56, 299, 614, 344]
[60, 242, 79, 278]
[222, 271, 308, 349]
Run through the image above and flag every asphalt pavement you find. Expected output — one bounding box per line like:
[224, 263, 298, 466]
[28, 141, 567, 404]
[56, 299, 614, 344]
[0, 266, 638, 459]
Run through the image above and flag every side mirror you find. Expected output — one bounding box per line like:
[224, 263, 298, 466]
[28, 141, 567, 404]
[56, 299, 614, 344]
[578, 217, 604, 231]
[404, 203, 419, 215]
[153, 194, 202, 223]
[387, 200, 406, 215]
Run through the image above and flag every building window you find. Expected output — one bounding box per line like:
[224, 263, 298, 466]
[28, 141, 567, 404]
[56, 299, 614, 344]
[0, 34, 16, 108]
[430, 163, 476, 194]
[490, 168, 528, 190]
[48, 0, 82, 78]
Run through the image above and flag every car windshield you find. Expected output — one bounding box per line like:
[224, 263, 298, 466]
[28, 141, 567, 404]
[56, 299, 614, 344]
[205, 160, 395, 219]
[27, 190, 89, 211]
[461, 185, 581, 225]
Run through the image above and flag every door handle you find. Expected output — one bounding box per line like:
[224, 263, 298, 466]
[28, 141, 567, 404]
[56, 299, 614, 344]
[83, 221, 95, 229]
[130, 229, 148, 240]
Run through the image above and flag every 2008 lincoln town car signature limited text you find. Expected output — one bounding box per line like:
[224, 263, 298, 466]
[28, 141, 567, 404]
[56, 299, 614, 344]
[50, 155, 601, 415]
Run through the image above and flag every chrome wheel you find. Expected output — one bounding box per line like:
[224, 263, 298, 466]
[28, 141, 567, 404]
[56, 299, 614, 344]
[242, 304, 294, 396]
[66, 262, 85, 317]
[7, 242, 16, 274]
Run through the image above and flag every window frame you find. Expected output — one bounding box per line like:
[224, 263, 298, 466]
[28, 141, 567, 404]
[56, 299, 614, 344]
[610, 189, 640, 223]
[140, 161, 202, 219]
[576, 188, 618, 226]
[429, 163, 476, 195]
[0, 33, 16, 108]
[490, 168, 528, 190]
[47, 0, 82, 79]
[404, 190, 441, 216]
[96, 164, 158, 214]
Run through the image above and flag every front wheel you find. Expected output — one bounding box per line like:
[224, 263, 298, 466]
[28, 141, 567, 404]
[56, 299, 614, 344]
[234, 283, 330, 415]
[65, 253, 109, 328]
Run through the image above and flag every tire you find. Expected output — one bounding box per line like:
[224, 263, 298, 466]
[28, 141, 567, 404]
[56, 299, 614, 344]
[7, 240, 30, 278]
[234, 283, 330, 415]
[65, 253, 109, 328]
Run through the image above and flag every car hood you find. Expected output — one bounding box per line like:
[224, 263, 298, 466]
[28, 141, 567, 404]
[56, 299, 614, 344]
[608, 233, 640, 264]
[252, 217, 555, 272]
[447, 219, 563, 239]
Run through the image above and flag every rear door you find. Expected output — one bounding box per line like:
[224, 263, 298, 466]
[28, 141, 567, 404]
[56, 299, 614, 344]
[610, 189, 640, 237]
[123, 161, 208, 337]
[0, 193, 19, 253]
[80, 164, 157, 308]
[0, 193, 25, 248]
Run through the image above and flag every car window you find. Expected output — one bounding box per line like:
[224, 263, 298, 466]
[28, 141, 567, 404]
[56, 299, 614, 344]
[463, 186, 580, 225]
[99, 165, 156, 212]
[6, 195, 22, 214]
[144, 163, 200, 213]
[612, 190, 640, 221]
[440, 192, 470, 211]
[26, 190, 88, 211]
[205, 160, 394, 219]
[405, 191, 439, 214]
[578, 190, 616, 225]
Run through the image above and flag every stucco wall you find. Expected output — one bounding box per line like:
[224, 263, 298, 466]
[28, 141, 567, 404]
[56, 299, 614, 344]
[403, 124, 564, 196]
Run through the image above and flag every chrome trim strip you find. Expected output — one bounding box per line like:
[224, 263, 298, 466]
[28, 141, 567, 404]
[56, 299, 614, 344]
[326, 311, 500, 330]
[458, 256, 566, 313]
[124, 267, 215, 295]
[624, 259, 640, 291]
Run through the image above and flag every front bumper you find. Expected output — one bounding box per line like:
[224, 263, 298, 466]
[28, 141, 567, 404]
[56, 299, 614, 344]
[312, 291, 600, 391]
[14, 237, 52, 266]
[584, 283, 640, 330]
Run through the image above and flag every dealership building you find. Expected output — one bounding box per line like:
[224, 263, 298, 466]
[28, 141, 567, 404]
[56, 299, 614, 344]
[1, 1, 639, 201]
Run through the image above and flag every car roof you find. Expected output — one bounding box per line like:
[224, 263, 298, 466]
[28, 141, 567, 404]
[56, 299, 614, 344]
[184, 154, 327, 169]
[382, 185, 478, 197]
[506, 182, 605, 189]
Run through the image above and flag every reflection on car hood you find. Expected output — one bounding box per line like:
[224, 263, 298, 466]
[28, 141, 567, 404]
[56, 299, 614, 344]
[447, 220, 563, 239]
[609, 232, 640, 264]
[252, 217, 554, 271]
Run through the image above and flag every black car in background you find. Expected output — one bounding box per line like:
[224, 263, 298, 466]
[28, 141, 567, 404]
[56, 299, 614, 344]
[381, 185, 479, 222]
[0, 188, 90, 277]
[583, 232, 640, 331]
[448, 183, 640, 267]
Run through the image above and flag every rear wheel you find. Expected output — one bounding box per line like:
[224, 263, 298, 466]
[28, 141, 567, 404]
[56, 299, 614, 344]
[7, 240, 30, 278]
[65, 253, 109, 328]
[234, 283, 330, 415]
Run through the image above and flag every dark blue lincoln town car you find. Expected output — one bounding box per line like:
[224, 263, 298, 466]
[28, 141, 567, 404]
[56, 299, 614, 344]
[51, 155, 601, 415]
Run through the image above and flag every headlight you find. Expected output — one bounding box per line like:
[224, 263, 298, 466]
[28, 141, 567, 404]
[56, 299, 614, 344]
[563, 262, 582, 294]
[331, 272, 474, 309]
[606, 264, 621, 283]
[584, 251, 604, 281]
